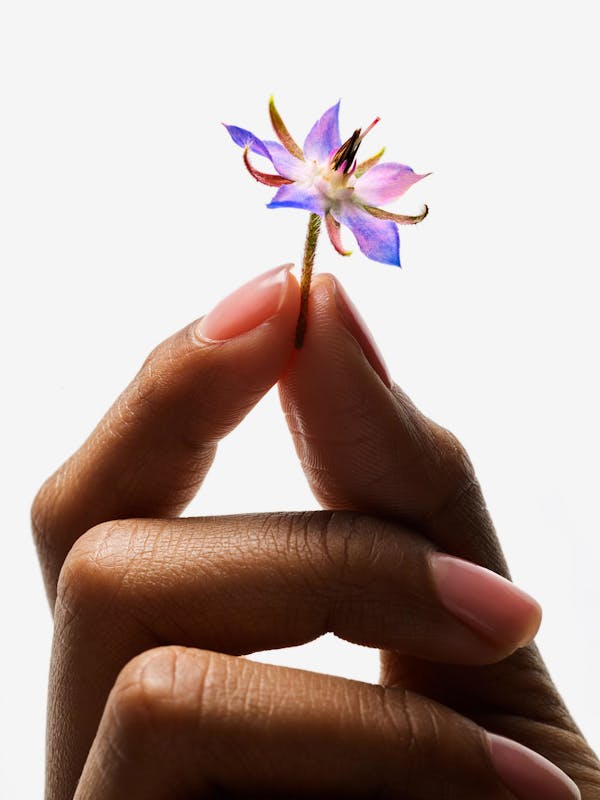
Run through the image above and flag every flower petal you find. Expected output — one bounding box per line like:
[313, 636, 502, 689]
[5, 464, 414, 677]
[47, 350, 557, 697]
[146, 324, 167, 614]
[364, 204, 429, 225]
[223, 124, 272, 161]
[333, 202, 400, 266]
[303, 101, 342, 162]
[354, 163, 430, 205]
[263, 140, 306, 180]
[325, 212, 352, 256]
[243, 147, 294, 187]
[268, 96, 305, 160]
[267, 184, 326, 215]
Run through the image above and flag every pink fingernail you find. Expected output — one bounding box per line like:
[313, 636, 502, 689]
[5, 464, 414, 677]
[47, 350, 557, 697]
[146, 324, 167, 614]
[430, 554, 542, 648]
[198, 264, 293, 341]
[331, 278, 392, 387]
[487, 733, 581, 799]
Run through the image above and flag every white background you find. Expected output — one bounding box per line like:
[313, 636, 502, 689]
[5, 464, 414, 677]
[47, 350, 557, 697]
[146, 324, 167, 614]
[1, 1, 598, 796]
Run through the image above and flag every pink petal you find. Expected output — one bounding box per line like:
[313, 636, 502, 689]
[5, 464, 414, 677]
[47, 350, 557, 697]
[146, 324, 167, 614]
[354, 163, 430, 206]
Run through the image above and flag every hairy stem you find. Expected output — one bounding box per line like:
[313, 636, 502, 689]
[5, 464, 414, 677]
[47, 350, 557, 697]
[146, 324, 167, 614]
[295, 213, 322, 349]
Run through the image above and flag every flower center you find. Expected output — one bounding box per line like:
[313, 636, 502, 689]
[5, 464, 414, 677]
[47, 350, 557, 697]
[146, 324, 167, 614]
[298, 117, 381, 205]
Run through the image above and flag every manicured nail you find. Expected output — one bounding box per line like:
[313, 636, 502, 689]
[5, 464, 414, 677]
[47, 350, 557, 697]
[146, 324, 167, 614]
[430, 554, 542, 648]
[487, 733, 581, 800]
[332, 278, 392, 387]
[198, 264, 293, 341]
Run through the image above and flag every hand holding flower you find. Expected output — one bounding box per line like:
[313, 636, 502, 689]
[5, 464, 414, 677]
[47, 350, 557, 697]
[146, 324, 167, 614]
[32, 267, 599, 799]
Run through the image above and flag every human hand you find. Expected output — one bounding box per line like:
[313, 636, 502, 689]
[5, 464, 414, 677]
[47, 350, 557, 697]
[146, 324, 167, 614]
[32, 264, 598, 798]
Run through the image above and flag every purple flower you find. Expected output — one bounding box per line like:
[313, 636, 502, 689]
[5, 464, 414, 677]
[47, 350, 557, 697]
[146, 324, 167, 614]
[224, 98, 429, 267]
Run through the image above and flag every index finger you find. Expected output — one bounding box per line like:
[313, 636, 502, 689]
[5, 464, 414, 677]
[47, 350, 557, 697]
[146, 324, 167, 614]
[32, 264, 300, 605]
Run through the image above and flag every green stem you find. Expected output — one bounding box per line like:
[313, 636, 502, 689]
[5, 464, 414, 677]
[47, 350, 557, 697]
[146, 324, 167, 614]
[294, 213, 322, 349]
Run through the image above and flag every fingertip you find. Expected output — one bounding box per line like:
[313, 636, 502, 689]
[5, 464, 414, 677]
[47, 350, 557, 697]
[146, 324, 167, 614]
[197, 263, 298, 343]
[487, 733, 581, 800]
[430, 554, 543, 656]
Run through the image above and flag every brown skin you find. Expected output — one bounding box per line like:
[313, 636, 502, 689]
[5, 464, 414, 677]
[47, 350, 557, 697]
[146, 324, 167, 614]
[32, 272, 600, 798]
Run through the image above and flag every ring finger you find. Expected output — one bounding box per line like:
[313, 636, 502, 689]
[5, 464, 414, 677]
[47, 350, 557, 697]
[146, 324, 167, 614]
[74, 647, 578, 800]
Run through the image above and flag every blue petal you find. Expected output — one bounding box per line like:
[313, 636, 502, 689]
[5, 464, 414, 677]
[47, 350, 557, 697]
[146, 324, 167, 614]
[262, 140, 305, 180]
[223, 124, 271, 161]
[267, 184, 326, 215]
[303, 101, 341, 162]
[333, 202, 401, 266]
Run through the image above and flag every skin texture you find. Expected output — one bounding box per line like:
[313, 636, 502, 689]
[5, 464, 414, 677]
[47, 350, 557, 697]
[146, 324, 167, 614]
[31, 268, 600, 799]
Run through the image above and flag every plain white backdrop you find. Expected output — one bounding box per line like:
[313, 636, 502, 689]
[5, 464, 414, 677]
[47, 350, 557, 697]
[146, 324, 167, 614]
[1, 1, 599, 795]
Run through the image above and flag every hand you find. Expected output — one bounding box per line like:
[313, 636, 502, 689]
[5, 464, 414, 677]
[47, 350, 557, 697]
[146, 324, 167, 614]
[32, 264, 598, 798]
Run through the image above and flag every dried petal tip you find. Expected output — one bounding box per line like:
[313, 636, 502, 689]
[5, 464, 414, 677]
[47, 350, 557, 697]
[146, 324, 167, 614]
[242, 147, 294, 187]
[355, 146, 386, 178]
[365, 204, 429, 225]
[268, 96, 305, 161]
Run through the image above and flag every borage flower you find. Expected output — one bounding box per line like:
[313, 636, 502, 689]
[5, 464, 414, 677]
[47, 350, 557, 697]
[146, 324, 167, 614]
[224, 98, 429, 345]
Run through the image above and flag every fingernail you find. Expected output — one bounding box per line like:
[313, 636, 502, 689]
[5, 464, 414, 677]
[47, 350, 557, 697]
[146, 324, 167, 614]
[430, 554, 542, 648]
[487, 733, 581, 800]
[332, 278, 392, 387]
[198, 264, 293, 341]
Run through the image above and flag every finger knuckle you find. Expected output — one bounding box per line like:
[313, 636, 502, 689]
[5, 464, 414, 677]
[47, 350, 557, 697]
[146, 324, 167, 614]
[30, 471, 64, 565]
[431, 425, 475, 482]
[274, 511, 371, 591]
[106, 646, 217, 752]
[312, 512, 395, 588]
[55, 519, 137, 626]
[380, 688, 444, 784]
[125, 326, 197, 425]
[426, 423, 479, 515]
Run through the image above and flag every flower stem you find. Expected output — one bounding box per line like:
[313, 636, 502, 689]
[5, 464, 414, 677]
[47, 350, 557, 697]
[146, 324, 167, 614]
[295, 213, 322, 349]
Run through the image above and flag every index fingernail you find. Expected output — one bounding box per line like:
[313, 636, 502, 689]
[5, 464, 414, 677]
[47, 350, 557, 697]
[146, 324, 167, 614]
[198, 264, 293, 341]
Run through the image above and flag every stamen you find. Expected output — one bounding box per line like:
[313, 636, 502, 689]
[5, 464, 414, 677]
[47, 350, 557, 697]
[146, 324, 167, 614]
[331, 116, 381, 174]
[331, 129, 362, 173]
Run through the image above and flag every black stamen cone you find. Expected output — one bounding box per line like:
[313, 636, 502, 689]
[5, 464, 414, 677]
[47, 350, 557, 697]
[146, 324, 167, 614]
[331, 129, 362, 173]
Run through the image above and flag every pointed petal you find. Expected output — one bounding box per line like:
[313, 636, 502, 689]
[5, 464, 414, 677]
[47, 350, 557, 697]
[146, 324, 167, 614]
[267, 184, 327, 215]
[268, 96, 305, 160]
[333, 202, 400, 266]
[355, 147, 386, 178]
[364, 204, 429, 225]
[325, 212, 352, 256]
[243, 147, 293, 187]
[223, 124, 272, 161]
[303, 101, 342, 162]
[355, 163, 430, 205]
[263, 140, 306, 180]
